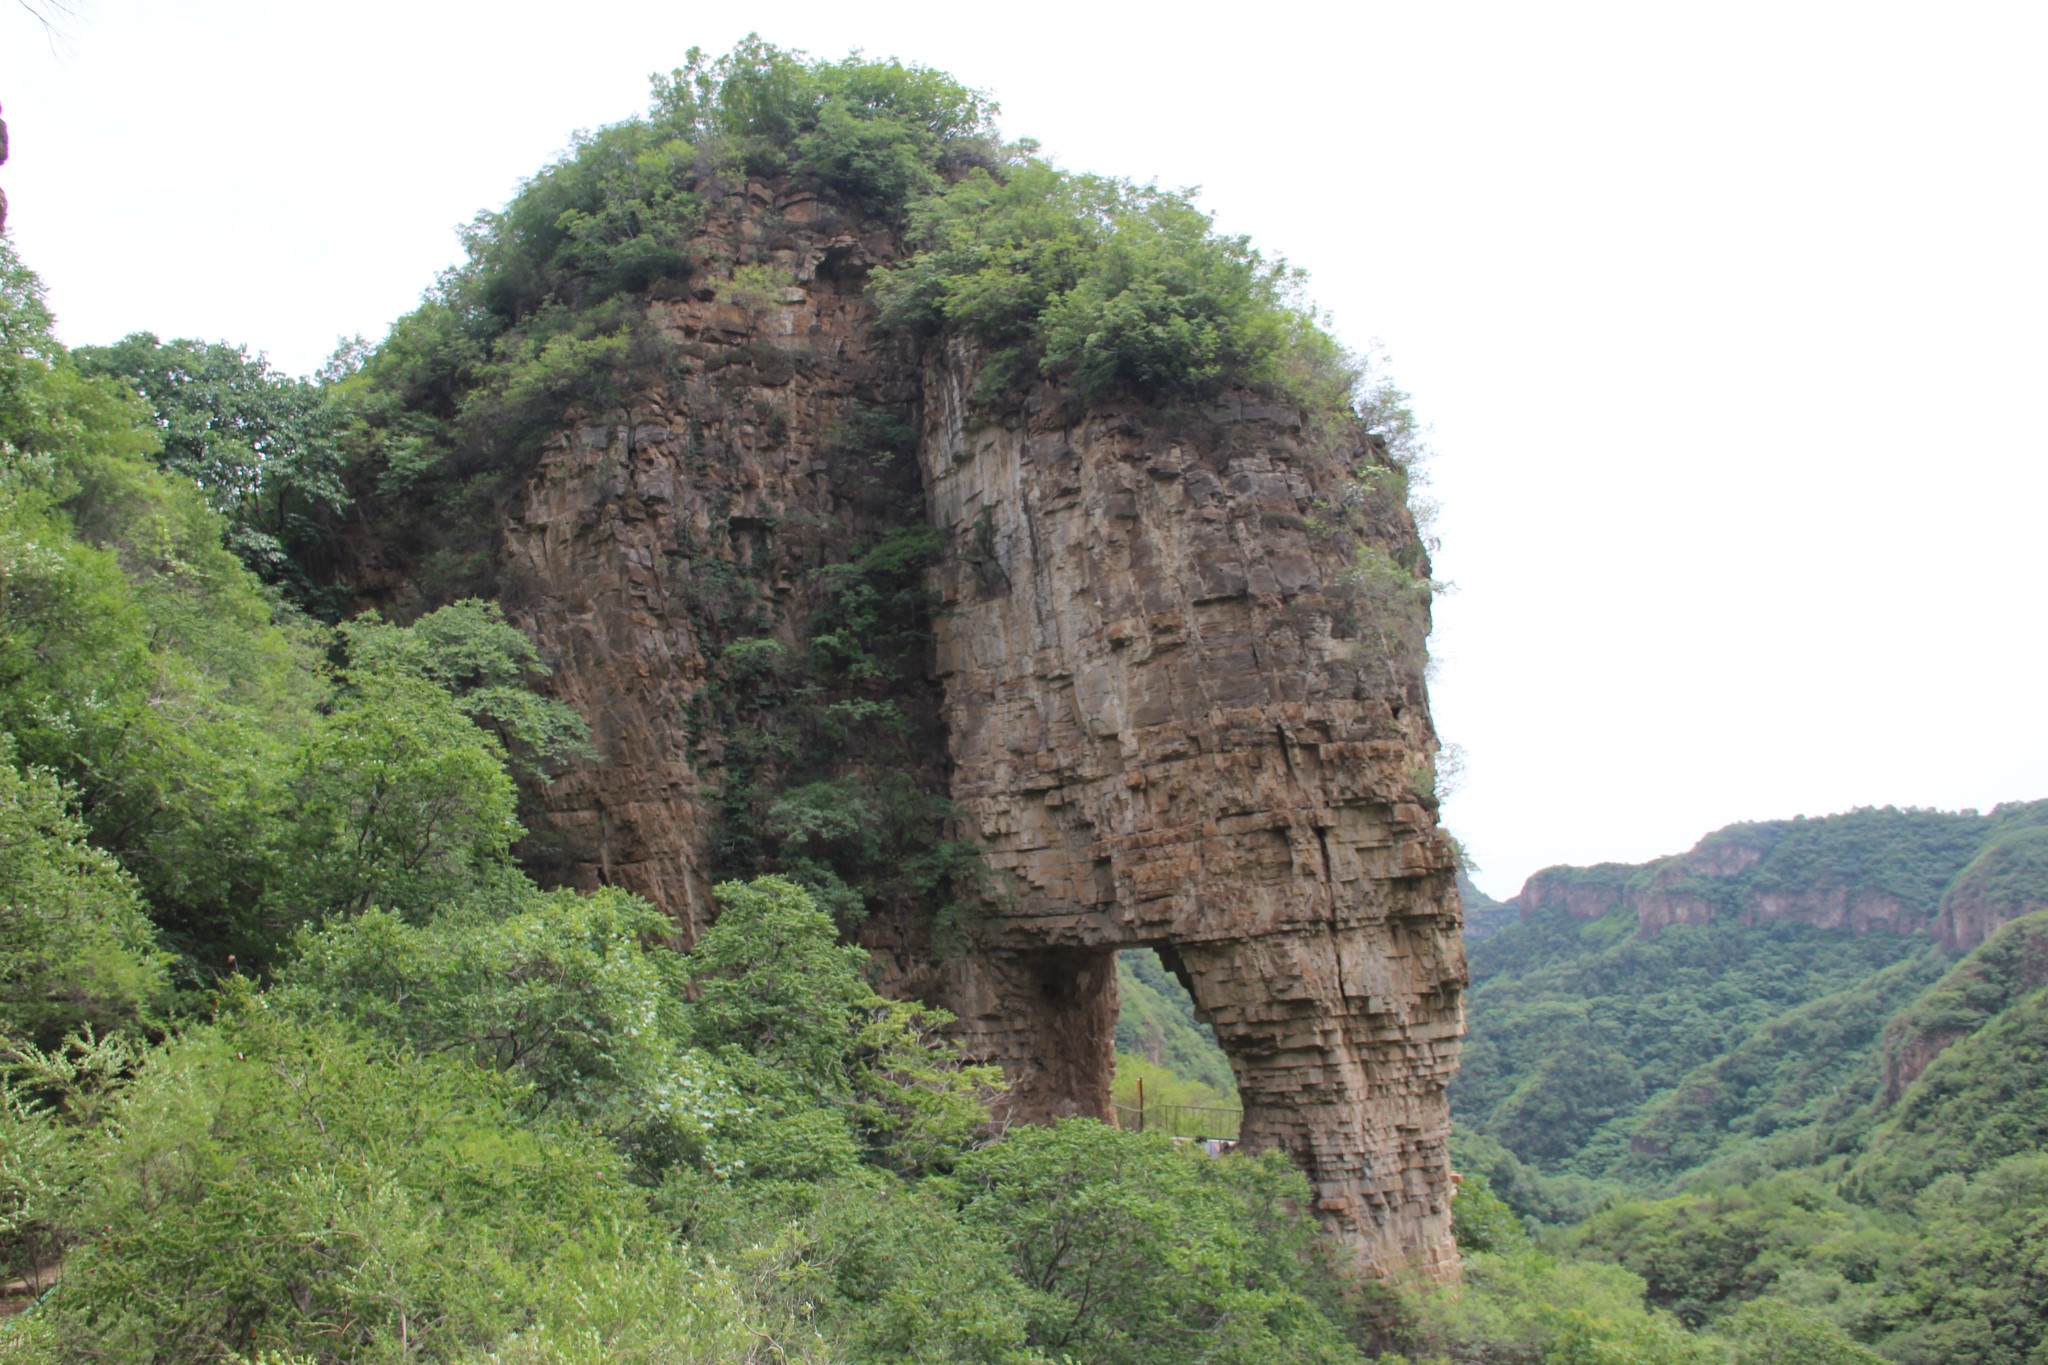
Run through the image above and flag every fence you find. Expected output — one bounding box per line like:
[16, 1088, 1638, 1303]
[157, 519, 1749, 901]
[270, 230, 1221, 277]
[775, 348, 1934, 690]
[1109, 1098, 1242, 1141]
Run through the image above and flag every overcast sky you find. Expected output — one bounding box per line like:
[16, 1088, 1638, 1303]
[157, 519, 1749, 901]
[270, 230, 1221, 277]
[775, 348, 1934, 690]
[5, 0, 2043, 899]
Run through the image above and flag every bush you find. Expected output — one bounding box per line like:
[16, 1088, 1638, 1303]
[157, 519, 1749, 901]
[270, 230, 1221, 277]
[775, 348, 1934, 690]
[687, 877, 1001, 1178]
[1451, 1172, 1528, 1256]
[1399, 1247, 1721, 1365]
[942, 1120, 1361, 1365]
[45, 1005, 650, 1363]
[872, 162, 1354, 408]
[266, 675, 521, 925]
[1710, 1300, 1888, 1365]
[0, 741, 168, 1046]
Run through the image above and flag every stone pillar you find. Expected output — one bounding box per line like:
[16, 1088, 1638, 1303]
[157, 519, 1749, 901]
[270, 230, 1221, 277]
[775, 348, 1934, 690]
[1179, 913, 1464, 1278]
[919, 344, 1468, 1279]
[940, 946, 1121, 1125]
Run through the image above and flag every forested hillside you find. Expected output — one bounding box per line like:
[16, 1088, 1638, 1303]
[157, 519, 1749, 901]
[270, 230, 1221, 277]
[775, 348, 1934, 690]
[5, 34, 2045, 1365]
[0, 45, 1391, 1363]
[1458, 870, 1518, 940]
[1454, 809, 2048, 1364]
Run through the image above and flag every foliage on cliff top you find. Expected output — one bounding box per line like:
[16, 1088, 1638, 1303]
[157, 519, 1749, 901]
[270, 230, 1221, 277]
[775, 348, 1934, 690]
[869, 160, 1357, 408]
[337, 36, 1383, 540]
[463, 36, 998, 331]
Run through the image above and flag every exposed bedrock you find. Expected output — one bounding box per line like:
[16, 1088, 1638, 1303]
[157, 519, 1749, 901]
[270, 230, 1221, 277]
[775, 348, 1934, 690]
[916, 342, 1466, 1277]
[394, 180, 1465, 1278]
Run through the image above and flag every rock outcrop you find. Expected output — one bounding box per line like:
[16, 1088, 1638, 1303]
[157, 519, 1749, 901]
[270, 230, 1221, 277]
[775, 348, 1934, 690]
[1882, 908, 2048, 1100]
[1512, 810, 2005, 943]
[916, 341, 1465, 1277]
[1934, 820, 2048, 952]
[343, 177, 1465, 1279]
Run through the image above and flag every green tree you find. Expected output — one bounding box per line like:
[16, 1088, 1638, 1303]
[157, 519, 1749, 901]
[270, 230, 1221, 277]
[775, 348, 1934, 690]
[1710, 1300, 1888, 1365]
[686, 877, 1000, 1177]
[0, 738, 169, 1046]
[0, 237, 324, 968]
[266, 675, 520, 925]
[40, 1003, 671, 1363]
[1400, 1246, 1721, 1365]
[943, 1120, 1361, 1365]
[1452, 1172, 1530, 1256]
[275, 886, 740, 1177]
[338, 599, 594, 781]
[73, 332, 348, 604]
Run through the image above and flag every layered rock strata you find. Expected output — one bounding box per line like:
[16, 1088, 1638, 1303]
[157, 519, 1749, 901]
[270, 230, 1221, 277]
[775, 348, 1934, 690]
[1520, 832, 1927, 939]
[916, 343, 1464, 1276]
[351, 178, 1466, 1278]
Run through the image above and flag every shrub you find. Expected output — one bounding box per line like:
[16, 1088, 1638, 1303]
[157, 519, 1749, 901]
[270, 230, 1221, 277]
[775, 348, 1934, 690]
[942, 1120, 1361, 1365]
[45, 1005, 648, 1363]
[0, 741, 168, 1046]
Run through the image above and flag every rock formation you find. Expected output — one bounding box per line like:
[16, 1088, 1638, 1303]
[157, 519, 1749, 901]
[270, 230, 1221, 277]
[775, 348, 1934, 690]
[915, 340, 1465, 1277]
[344, 177, 1465, 1279]
[1513, 811, 2006, 943]
[1883, 909, 2048, 1100]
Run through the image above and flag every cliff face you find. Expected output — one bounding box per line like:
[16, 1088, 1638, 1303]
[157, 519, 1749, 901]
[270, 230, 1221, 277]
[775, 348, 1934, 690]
[1883, 908, 2048, 1101]
[346, 178, 1464, 1278]
[1934, 816, 2048, 952]
[916, 342, 1465, 1276]
[474, 181, 929, 929]
[1512, 809, 1997, 943]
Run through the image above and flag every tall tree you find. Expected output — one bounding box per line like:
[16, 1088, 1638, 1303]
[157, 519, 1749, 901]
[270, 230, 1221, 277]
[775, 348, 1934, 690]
[74, 333, 348, 607]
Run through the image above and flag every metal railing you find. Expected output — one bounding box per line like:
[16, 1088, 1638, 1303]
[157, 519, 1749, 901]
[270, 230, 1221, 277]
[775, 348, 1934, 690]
[1109, 1098, 1242, 1141]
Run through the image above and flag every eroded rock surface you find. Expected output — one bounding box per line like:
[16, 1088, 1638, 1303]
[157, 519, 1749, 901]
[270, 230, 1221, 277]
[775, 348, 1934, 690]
[916, 342, 1464, 1275]
[346, 178, 1465, 1278]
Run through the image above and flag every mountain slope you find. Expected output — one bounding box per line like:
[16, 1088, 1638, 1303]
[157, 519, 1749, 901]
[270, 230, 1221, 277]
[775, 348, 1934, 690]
[1462, 805, 2048, 1194]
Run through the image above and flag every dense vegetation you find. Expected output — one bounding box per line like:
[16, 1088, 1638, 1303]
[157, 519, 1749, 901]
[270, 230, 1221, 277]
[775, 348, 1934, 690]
[1453, 811, 2048, 1364]
[1460, 807, 2048, 1195]
[1459, 911, 1933, 1173]
[7, 208, 1724, 1362]
[8, 33, 2045, 1365]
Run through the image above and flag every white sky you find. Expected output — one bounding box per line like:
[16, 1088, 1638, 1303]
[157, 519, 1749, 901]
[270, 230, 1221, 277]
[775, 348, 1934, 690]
[5, 0, 2044, 899]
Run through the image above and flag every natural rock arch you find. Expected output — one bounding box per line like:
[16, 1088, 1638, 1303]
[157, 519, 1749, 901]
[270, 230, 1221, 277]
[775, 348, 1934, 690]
[906, 343, 1467, 1277]
[384, 180, 1467, 1278]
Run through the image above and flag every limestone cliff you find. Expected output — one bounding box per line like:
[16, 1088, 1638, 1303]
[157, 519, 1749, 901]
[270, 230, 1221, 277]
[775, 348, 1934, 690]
[1513, 808, 2008, 944]
[915, 341, 1464, 1276]
[339, 176, 1464, 1278]
[1881, 908, 2048, 1101]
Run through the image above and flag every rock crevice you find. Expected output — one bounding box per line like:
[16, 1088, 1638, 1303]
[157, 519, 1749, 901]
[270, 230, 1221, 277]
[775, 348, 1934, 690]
[349, 178, 1466, 1278]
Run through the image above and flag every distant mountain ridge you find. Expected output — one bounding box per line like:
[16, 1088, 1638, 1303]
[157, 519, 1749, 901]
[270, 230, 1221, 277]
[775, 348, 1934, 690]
[1458, 869, 1519, 940]
[1510, 802, 2048, 950]
[1458, 798, 2048, 1207]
